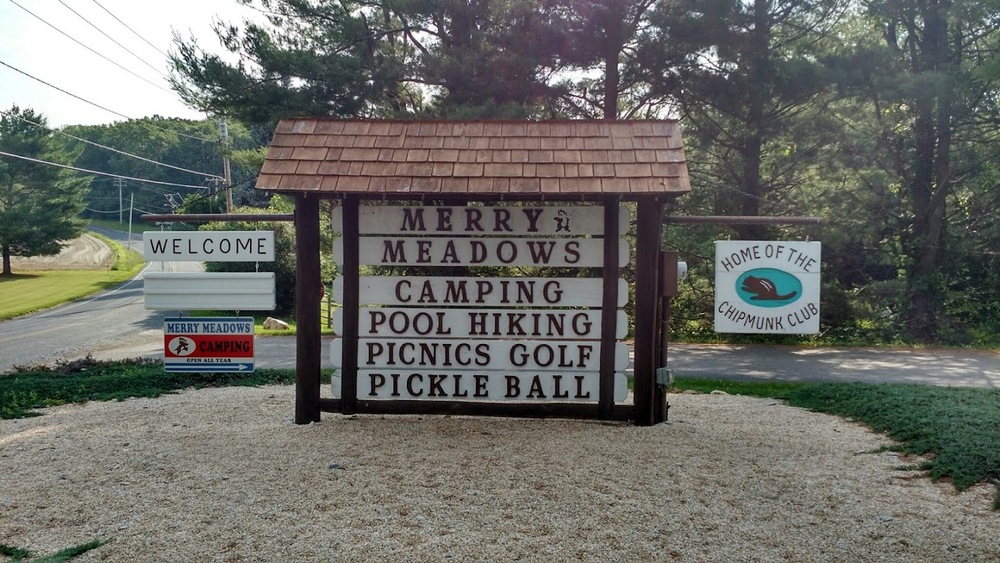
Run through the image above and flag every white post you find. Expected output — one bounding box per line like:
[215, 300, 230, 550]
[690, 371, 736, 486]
[219, 120, 233, 213]
[127, 192, 134, 250]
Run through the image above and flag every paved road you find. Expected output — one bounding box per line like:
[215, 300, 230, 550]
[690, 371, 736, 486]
[664, 343, 1000, 388]
[3, 228, 999, 386]
[6, 297, 1000, 387]
[56, 333, 1000, 388]
[0, 229, 201, 373]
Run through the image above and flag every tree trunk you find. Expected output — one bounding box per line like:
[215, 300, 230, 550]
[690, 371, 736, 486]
[2, 243, 12, 277]
[601, 1, 624, 119]
[603, 48, 620, 119]
[734, 0, 770, 240]
[903, 4, 952, 342]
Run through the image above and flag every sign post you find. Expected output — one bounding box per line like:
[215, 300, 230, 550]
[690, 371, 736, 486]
[251, 117, 696, 425]
[141, 230, 277, 375]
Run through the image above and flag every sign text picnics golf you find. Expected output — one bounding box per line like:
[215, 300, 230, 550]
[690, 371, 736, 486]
[331, 204, 630, 403]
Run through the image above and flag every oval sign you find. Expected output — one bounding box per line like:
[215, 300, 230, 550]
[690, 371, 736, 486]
[736, 268, 802, 308]
[167, 336, 196, 356]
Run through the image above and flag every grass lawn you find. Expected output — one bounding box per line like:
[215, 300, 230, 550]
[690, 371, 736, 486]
[0, 233, 144, 321]
[0, 539, 103, 562]
[0, 358, 301, 421]
[0, 270, 137, 321]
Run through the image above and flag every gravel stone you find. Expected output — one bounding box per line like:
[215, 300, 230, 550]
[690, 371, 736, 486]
[1, 386, 997, 561]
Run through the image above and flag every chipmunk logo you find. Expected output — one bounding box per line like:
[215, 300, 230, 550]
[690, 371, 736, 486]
[741, 276, 797, 301]
[736, 269, 802, 308]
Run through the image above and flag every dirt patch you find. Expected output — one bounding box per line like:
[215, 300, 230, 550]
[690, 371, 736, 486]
[9, 234, 114, 271]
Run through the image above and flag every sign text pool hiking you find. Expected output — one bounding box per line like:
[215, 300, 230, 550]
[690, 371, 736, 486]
[331, 204, 630, 404]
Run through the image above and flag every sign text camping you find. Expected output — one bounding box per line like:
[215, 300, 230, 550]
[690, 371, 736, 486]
[331, 204, 629, 404]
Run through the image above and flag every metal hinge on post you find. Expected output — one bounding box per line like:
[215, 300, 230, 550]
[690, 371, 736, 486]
[656, 367, 674, 387]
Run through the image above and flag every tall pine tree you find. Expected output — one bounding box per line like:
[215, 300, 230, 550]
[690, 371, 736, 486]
[0, 107, 88, 277]
[639, 0, 845, 238]
[854, 0, 1000, 341]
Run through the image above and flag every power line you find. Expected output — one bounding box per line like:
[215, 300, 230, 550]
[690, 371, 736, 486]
[0, 150, 212, 189]
[179, 174, 254, 210]
[2, 109, 223, 179]
[132, 182, 212, 197]
[0, 58, 216, 143]
[6, 0, 171, 94]
[56, 0, 170, 81]
[89, 0, 170, 59]
[0, 58, 132, 121]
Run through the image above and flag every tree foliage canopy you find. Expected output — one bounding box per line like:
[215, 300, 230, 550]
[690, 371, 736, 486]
[157, 0, 1000, 344]
[0, 106, 89, 277]
[66, 117, 262, 221]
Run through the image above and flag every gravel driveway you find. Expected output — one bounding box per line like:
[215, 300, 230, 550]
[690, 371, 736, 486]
[2, 386, 997, 562]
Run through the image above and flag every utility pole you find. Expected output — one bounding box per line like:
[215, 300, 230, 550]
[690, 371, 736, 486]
[219, 119, 233, 213]
[127, 192, 134, 249]
[115, 177, 125, 224]
[206, 177, 224, 212]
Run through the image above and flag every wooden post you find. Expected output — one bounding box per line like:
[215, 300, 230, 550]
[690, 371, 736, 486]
[598, 195, 620, 420]
[294, 194, 322, 424]
[656, 251, 679, 424]
[633, 198, 664, 426]
[340, 196, 360, 414]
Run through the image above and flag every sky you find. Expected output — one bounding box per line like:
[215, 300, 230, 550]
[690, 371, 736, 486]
[0, 0, 262, 128]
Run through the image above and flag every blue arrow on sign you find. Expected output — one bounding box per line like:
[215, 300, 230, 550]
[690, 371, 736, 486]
[164, 362, 254, 373]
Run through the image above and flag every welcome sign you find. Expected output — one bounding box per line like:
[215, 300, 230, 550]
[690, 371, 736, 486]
[714, 241, 821, 334]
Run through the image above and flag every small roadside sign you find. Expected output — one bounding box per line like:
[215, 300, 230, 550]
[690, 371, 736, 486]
[163, 317, 255, 373]
[144, 231, 275, 262]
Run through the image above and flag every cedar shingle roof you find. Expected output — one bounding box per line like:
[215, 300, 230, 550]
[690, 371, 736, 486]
[255, 119, 690, 198]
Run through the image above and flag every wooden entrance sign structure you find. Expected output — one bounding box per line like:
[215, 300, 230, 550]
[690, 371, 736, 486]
[255, 120, 691, 425]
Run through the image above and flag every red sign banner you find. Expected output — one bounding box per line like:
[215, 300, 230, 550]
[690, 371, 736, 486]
[164, 334, 254, 359]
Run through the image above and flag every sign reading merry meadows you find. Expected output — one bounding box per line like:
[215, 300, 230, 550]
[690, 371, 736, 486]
[332, 204, 630, 402]
[714, 240, 822, 334]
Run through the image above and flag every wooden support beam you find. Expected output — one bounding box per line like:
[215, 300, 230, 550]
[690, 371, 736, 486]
[598, 195, 620, 420]
[340, 196, 360, 415]
[633, 198, 664, 426]
[294, 195, 321, 424]
[318, 398, 635, 422]
[656, 251, 679, 424]
[664, 215, 821, 225]
[141, 213, 294, 223]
